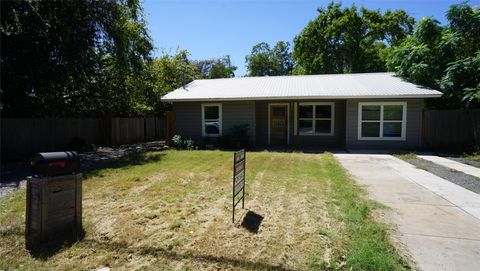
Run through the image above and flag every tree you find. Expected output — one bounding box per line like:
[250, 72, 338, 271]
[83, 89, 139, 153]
[387, 18, 445, 86]
[292, 2, 414, 74]
[245, 41, 295, 76]
[438, 54, 480, 109]
[134, 50, 201, 115]
[135, 51, 241, 115]
[1, 0, 153, 117]
[193, 55, 237, 79]
[446, 1, 480, 57]
[388, 2, 480, 109]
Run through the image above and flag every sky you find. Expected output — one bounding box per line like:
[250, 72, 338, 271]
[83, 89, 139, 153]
[143, 0, 480, 76]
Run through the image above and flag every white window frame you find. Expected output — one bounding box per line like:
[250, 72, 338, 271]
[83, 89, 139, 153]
[201, 103, 222, 137]
[357, 102, 407, 141]
[297, 102, 335, 136]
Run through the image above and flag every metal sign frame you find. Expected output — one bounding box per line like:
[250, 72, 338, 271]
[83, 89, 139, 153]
[232, 149, 245, 223]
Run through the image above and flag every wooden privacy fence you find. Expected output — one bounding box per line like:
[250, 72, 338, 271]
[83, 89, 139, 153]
[164, 111, 175, 146]
[423, 109, 480, 150]
[1, 117, 165, 159]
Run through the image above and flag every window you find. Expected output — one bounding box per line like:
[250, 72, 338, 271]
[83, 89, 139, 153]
[297, 102, 334, 135]
[358, 102, 406, 140]
[202, 104, 222, 137]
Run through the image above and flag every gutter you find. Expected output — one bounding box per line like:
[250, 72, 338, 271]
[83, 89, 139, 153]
[161, 94, 443, 102]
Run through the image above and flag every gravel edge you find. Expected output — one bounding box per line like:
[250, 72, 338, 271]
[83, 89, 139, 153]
[401, 156, 480, 194]
[448, 157, 480, 168]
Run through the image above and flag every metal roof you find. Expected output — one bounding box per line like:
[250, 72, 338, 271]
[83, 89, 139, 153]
[161, 72, 442, 102]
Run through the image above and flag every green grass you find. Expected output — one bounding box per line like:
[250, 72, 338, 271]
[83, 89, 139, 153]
[319, 155, 408, 270]
[463, 153, 480, 162]
[393, 153, 429, 171]
[392, 152, 418, 160]
[0, 150, 409, 270]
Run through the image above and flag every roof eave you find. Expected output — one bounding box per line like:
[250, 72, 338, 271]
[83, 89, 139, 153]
[161, 94, 443, 102]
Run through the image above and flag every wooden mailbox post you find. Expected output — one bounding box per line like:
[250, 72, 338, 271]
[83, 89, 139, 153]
[26, 173, 83, 250]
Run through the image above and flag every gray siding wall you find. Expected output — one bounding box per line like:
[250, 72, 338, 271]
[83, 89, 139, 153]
[172, 101, 256, 145]
[223, 101, 256, 145]
[255, 101, 270, 146]
[174, 98, 423, 149]
[255, 100, 346, 147]
[345, 98, 423, 149]
[172, 102, 202, 143]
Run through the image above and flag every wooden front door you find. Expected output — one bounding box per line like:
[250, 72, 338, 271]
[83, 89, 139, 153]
[269, 104, 288, 145]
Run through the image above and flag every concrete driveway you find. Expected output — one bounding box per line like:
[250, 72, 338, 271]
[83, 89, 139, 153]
[334, 153, 480, 271]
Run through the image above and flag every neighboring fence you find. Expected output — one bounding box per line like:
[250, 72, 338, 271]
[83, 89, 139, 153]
[423, 109, 480, 150]
[164, 112, 175, 146]
[1, 117, 165, 160]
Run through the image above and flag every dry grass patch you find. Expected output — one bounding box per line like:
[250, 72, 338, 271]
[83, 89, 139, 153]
[1, 150, 408, 270]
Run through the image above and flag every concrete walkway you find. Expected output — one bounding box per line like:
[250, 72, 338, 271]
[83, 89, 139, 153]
[418, 155, 480, 178]
[334, 153, 480, 271]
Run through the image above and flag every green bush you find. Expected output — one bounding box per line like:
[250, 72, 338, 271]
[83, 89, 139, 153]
[171, 135, 195, 150]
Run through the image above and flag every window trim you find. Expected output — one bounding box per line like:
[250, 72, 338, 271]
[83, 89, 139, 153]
[201, 103, 222, 137]
[357, 102, 407, 141]
[297, 102, 335, 136]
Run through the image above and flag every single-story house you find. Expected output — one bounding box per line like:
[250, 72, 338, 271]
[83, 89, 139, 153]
[161, 72, 442, 149]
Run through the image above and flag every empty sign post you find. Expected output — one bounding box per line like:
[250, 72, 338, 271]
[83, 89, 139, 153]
[232, 149, 246, 223]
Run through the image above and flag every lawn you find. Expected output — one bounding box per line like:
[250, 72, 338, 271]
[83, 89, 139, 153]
[0, 150, 409, 270]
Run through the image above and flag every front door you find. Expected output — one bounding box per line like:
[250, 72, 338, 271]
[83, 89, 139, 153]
[269, 104, 288, 145]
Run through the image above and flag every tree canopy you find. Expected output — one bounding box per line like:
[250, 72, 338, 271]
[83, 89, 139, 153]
[193, 55, 237, 79]
[132, 50, 238, 115]
[130, 50, 198, 115]
[245, 41, 295, 76]
[1, 0, 153, 117]
[2, 0, 479, 116]
[292, 2, 414, 74]
[388, 2, 480, 109]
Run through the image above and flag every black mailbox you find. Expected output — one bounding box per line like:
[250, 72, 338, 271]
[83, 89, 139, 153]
[31, 151, 80, 176]
[27, 151, 83, 250]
